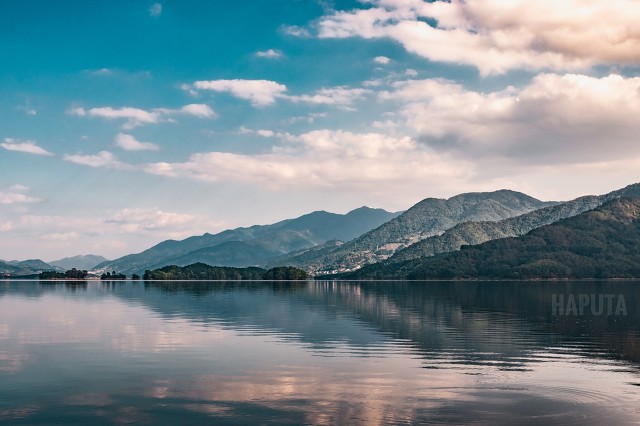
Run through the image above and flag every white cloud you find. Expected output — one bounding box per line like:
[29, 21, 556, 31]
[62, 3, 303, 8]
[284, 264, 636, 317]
[2, 208, 224, 253]
[256, 130, 275, 138]
[283, 112, 328, 125]
[17, 105, 38, 115]
[233, 128, 277, 138]
[9, 184, 29, 192]
[63, 151, 131, 169]
[144, 130, 472, 191]
[89, 68, 114, 76]
[41, 232, 79, 242]
[184, 79, 372, 108]
[1, 138, 53, 156]
[317, 0, 640, 75]
[106, 208, 201, 233]
[149, 3, 162, 17]
[255, 49, 283, 59]
[281, 25, 310, 37]
[115, 133, 160, 151]
[383, 73, 640, 164]
[70, 104, 215, 129]
[188, 79, 288, 107]
[374, 56, 391, 64]
[0, 185, 39, 205]
[1, 215, 100, 252]
[235, 126, 253, 135]
[286, 87, 371, 106]
[178, 103, 216, 118]
[70, 107, 160, 129]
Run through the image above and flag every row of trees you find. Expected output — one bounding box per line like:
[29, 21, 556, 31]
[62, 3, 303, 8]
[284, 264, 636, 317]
[38, 264, 308, 281]
[143, 263, 309, 280]
[100, 271, 128, 280]
[39, 268, 88, 280]
[39, 269, 140, 280]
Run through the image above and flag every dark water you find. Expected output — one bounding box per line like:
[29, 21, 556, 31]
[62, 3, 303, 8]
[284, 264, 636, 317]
[1, 280, 640, 425]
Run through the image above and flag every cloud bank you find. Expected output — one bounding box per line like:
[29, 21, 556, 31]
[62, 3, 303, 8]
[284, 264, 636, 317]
[318, 0, 640, 74]
[382, 73, 640, 164]
[145, 130, 472, 191]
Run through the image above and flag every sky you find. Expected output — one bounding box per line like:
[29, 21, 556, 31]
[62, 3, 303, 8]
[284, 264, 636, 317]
[2, 0, 640, 261]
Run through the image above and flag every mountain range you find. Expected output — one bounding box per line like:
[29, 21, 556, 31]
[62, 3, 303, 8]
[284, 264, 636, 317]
[387, 183, 640, 264]
[0, 259, 62, 276]
[4, 182, 640, 279]
[268, 190, 555, 274]
[0, 255, 109, 277]
[94, 207, 400, 275]
[331, 197, 640, 279]
[49, 255, 110, 271]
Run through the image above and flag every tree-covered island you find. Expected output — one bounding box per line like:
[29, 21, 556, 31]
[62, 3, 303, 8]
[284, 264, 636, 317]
[143, 263, 308, 280]
[39, 268, 89, 280]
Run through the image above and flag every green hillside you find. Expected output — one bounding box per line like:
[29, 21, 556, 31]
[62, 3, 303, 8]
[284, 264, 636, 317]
[333, 198, 640, 280]
[275, 190, 553, 274]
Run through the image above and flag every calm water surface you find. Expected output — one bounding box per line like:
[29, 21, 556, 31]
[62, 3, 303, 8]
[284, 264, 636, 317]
[1, 280, 640, 425]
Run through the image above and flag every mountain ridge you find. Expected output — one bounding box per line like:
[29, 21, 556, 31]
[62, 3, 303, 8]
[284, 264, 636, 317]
[270, 190, 554, 274]
[95, 206, 400, 275]
[49, 254, 109, 271]
[331, 197, 640, 280]
[387, 183, 640, 264]
[0, 259, 62, 276]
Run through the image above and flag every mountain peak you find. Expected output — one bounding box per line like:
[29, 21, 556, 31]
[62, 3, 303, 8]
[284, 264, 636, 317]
[93, 206, 398, 274]
[341, 196, 640, 280]
[49, 254, 110, 271]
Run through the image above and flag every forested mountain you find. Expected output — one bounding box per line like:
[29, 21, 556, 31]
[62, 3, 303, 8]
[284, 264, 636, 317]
[95, 207, 399, 275]
[49, 255, 109, 271]
[272, 190, 553, 274]
[264, 240, 345, 269]
[388, 183, 640, 264]
[142, 263, 308, 281]
[334, 197, 640, 279]
[0, 259, 62, 276]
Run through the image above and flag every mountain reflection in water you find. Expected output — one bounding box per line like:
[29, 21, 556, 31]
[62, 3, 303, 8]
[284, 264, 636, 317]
[1, 280, 639, 425]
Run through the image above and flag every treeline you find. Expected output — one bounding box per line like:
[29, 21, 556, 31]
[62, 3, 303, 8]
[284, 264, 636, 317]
[143, 263, 308, 280]
[39, 268, 88, 279]
[100, 271, 136, 280]
[39, 268, 140, 280]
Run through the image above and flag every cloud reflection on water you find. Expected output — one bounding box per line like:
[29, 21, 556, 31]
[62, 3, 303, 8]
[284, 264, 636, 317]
[0, 281, 640, 424]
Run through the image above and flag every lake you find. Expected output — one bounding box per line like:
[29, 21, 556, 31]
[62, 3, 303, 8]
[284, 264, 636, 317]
[1, 280, 640, 425]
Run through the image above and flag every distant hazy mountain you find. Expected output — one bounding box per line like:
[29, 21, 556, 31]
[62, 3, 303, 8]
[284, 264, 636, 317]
[0, 261, 21, 275]
[274, 190, 554, 275]
[95, 207, 400, 275]
[49, 255, 109, 271]
[0, 259, 61, 276]
[388, 182, 640, 264]
[16, 259, 60, 271]
[336, 197, 640, 279]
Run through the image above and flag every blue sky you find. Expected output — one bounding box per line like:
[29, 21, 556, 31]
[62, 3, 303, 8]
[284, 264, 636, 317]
[2, 0, 640, 260]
